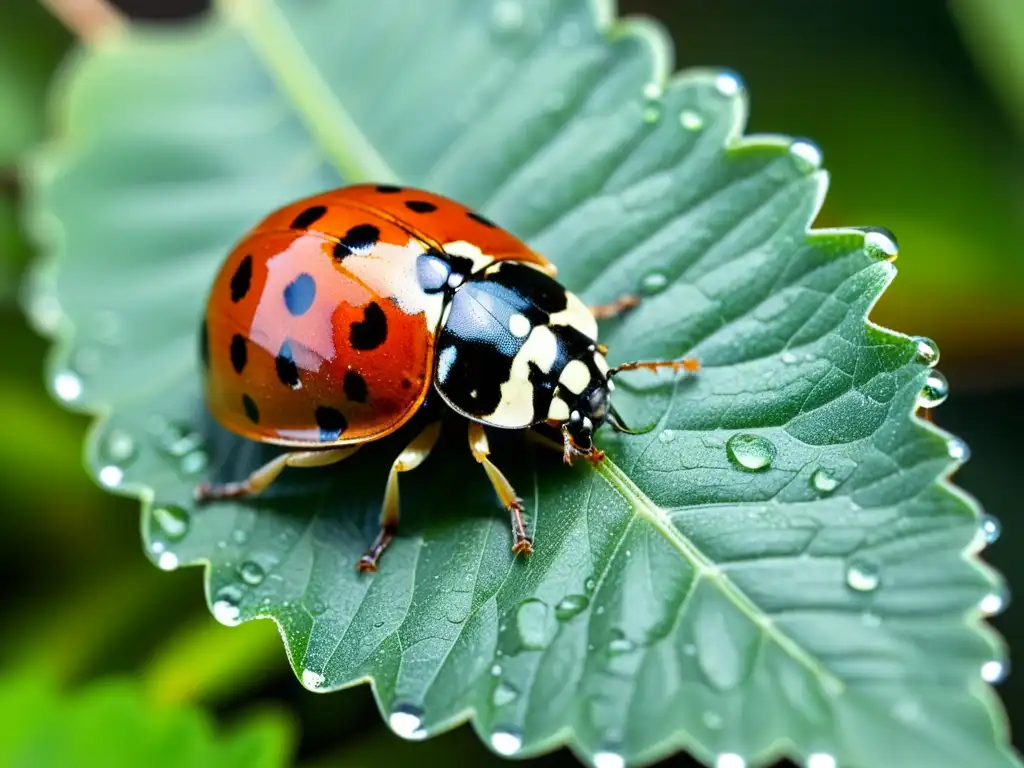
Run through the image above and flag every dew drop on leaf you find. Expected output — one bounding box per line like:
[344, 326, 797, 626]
[212, 585, 243, 626]
[157, 551, 179, 571]
[157, 421, 204, 457]
[608, 629, 635, 655]
[948, 437, 970, 462]
[845, 558, 881, 592]
[593, 752, 626, 768]
[98, 465, 124, 487]
[658, 429, 676, 444]
[100, 428, 138, 466]
[806, 754, 838, 768]
[716, 753, 747, 768]
[982, 659, 1008, 684]
[554, 594, 589, 620]
[516, 598, 556, 650]
[640, 271, 668, 295]
[152, 505, 190, 540]
[780, 350, 798, 364]
[679, 110, 704, 131]
[179, 449, 209, 477]
[53, 370, 83, 402]
[584, 576, 597, 593]
[643, 105, 661, 123]
[492, 681, 519, 707]
[789, 139, 822, 172]
[810, 468, 839, 494]
[725, 433, 776, 471]
[388, 703, 427, 740]
[861, 227, 899, 261]
[917, 370, 948, 408]
[302, 669, 325, 689]
[979, 586, 1008, 616]
[239, 561, 265, 586]
[490, 729, 522, 755]
[702, 710, 724, 730]
[715, 72, 741, 96]
[980, 514, 1002, 545]
[912, 335, 940, 367]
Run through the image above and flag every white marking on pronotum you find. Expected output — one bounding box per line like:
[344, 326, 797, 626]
[559, 359, 591, 394]
[548, 397, 570, 422]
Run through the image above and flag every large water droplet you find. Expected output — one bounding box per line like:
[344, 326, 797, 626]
[845, 558, 881, 592]
[555, 594, 589, 620]
[658, 429, 676, 444]
[912, 336, 940, 367]
[98, 465, 124, 488]
[100, 429, 138, 466]
[157, 551, 179, 571]
[716, 754, 746, 768]
[948, 438, 970, 462]
[715, 72, 741, 96]
[492, 681, 519, 707]
[917, 370, 948, 408]
[607, 629, 635, 655]
[389, 703, 426, 740]
[861, 227, 899, 261]
[593, 752, 626, 768]
[679, 110, 704, 131]
[982, 659, 1008, 684]
[810, 468, 839, 494]
[789, 139, 822, 172]
[239, 561, 265, 586]
[806, 754, 837, 768]
[53, 371, 83, 402]
[640, 271, 668, 295]
[726, 433, 776, 471]
[212, 586, 243, 626]
[490, 729, 522, 756]
[302, 669, 325, 689]
[516, 598, 556, 650]
[980, 515, 1002, 545]
[152, 505, 190, 541]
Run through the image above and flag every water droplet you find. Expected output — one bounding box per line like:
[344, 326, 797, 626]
[810, 468, 839, 494]
[608, 629, 635, 655]
[716, 754, 746, 768]
[643, 104, 661, 123]
[516, 598, 556, 650]
[310, 599, 327, 615]
[584, 577, 597, 593]
[152, 505, 190, 540]
[212, 586, 243, 626]
[389, 704, 426, 740]
[491, 729, 522, 755]
[593, 752, 626, 768]
[658, 429, 676, 444]
[725, 433, 776, 471]
[98, 465, 124, 487]
[302, 669, 324, 689]
[845, 558, 881, 592]
[491, 0, 523, 32]
[912, 336, 940, 367]
[555, 594, 589, 620]
[806, 754, 837, 768]
[980, 515, 1001, 545]
[157, 421, 204, 457]
[179, 450, 209, 476]
[492, 681, 519, 707]
[679, 110, 704, 131]
[490, 663, 502, 676]
[861, 227, 899, 261]
[157, 551, 179, 571]
[100, 429, 137, 466]
[917, 370, 948, 408]
[982, 659, 1008, 683]
[980, 587, 1008, 616]
[780, 351, 798, 364]
[53, 371, 83, 402]
[640, 271, 668, 295]
[239, 561, 265, 586]
[948, 438, 970, 462]
[643, 82, 663, 100]
[231, 528, 249, 545]
[715, 72, 740, 96]
[702, 710, 724, 730]
[790, 139, 822, 172]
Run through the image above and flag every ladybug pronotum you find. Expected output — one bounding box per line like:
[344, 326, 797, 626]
[196, 184, 699, 571]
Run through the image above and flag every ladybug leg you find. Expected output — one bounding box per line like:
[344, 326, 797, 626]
[194, 446, 360, 501]
[468, 422, 532, 557]
[358, 421, 442, 573]
[588, 294, 641, 320]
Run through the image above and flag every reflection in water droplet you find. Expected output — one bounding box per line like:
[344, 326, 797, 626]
[810, 469, 839, 494]
[912, 336, 940, 367]
[302, 669, 325, 689]
[491, 729, 522, 755]
[716, 753, 746, 768]
[608, 629, 635, 655]
[389, 704, 427, 740]
[862, 228, 899, 261]
[239, 561, 265, 586]
[157, 551, 179, 571]
[152, 505, 190, 540]
[948, 438, 970, 462]
[593, 752, 626, 768]
[702, 711, 724, 730]
[555, 594, 589, 620]
[845, 559, 881, 592]
[53, 371, 83, 402]
[101, 429, 138, 466]
[806, 754, 837, 768]
[492, 681, 520, 707]
[212, 586, 243, 626]
[490, 0, 523, 32]
[679, 110, 704, 131]
[917, 370, 948, 408]
[982, 659, 1008, 684]
[725, 433, 776, 471]
[640, 271, 668, 295]
[98, 465, 124, 487]
[981, 515, 1002, 545]
[789, 139, 823, 171]
[715, 73, 740, 96]
[516, 599, 556, 650]
[658, 429, 676, 444]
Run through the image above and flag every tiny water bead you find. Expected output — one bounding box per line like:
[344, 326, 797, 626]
[948, 437, 970, 462]
[980, 587, 1008, 616]
[151, 505, 190, 540]
[640, 271, 669, 295]
[100, 429, 138, 466]
[490, 729, 522, 756]
[912, 336, 940, 367]
[789, 139, 823, 172]
[491, 664, 502, 676]
[861, 227, 899, 261]
[492, 681, 519, 707]
[716, 753, 746, 768]
[917, 370, 949, 409]
[715, 72, 741, 96]
[806, 754, 838, 768]
[702, 711, 724, 730]
[679, 109, 704, 131]
[981, 515, 1002, 545]
[982, 660, 1008, 684]
[302, 669, 325, 689]
[555, 594, 589, 620]
[658, 429, 676, 444]
[607, 629, 635, 655]
[98, 465, 124, 488]
[845, 559, 882, 592]
[725, 433, 776, 472]
[810, 468, 839, 494]
[780, 350, 798, 364]
[212, 585, 243, 626]
[593, 752, 626, 768]
[388, 704, 427, 740]
[157, 551, 179, 571]
[516, 598, 557, 650]
[53, 371, 83, 402]
[239, 561, 265, 586]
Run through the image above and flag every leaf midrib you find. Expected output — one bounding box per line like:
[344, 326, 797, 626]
[224, 0, 845, 700]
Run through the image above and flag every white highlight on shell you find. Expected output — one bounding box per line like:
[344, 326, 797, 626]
[54, 371, 83, 402]
[437, 346, 457, 382]
[593, 752, 626, 768]
[548, 397, 570, 422]
[980, 591, 1004, 615]
[806, 754, 837, 768]
[98, 465, 123, 487]
[490, 730, 522, 755]
[508, 313, 531, 338]
[157, 551, 179, 571]
[302, 669, 325, 689]
[559, 359, 591, 395]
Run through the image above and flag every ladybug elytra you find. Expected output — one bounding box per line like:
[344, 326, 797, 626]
[196, 184, 698, 570]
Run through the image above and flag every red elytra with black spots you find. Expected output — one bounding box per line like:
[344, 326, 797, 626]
[201, 183, 558, 448]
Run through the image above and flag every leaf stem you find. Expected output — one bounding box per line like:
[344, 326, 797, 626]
[220, 0, 398, 185]
[38, 0, 125, 45]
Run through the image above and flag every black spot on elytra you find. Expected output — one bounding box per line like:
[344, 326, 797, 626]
[242, 394, 260, 424]
[275, 340, 300, 389]
[350, 302, 388, 350]
[315, 406, 347, 441]
[290, 205, 327, 230]
[230, 334, 247, 374]
[401, 378, 413, 390]
[199, 320, 209, 368]
[468, 211, 497, 228]
[343, 371, 368, 403]
[283, 273, 316, 316]
[405, 200, 437, 213]
[375, 185, 402, 193]
[230, 255, 253, 302]
[333, 224, 380, 260]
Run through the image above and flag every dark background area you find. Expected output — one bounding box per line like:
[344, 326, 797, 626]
[0, 1, 1020, 765]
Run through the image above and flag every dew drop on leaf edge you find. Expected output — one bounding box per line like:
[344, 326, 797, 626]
[982, 659, 1008, 684]
[725, 433, 776, 471]
[490, 729, 522, 755]
[715, 753, 746, 768]
[861, 227, 899, 260]
[912, 335, 940, 367]
[593, 752, 626, 768]
[806, 755, 838, 768]
[917, 370, 949, 409]
[389, 703, 426, 740]
[555, 593, 589, 620]
[53, 370, 83, 402]
[212, 585, 243, 626]
[789, 139, 822, 172]
[980, 514, 1001, 545]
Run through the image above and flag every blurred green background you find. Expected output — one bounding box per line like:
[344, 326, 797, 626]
[0, 0, 1020, 765]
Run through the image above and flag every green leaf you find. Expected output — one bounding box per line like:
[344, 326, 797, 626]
[24, 1, 1013, 766]
[0, 669, 294, 767]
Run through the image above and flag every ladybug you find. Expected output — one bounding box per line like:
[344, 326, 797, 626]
[196, 184, 698, 571]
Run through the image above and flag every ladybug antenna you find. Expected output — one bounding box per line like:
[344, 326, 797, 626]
[606, 404, 656, 435]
